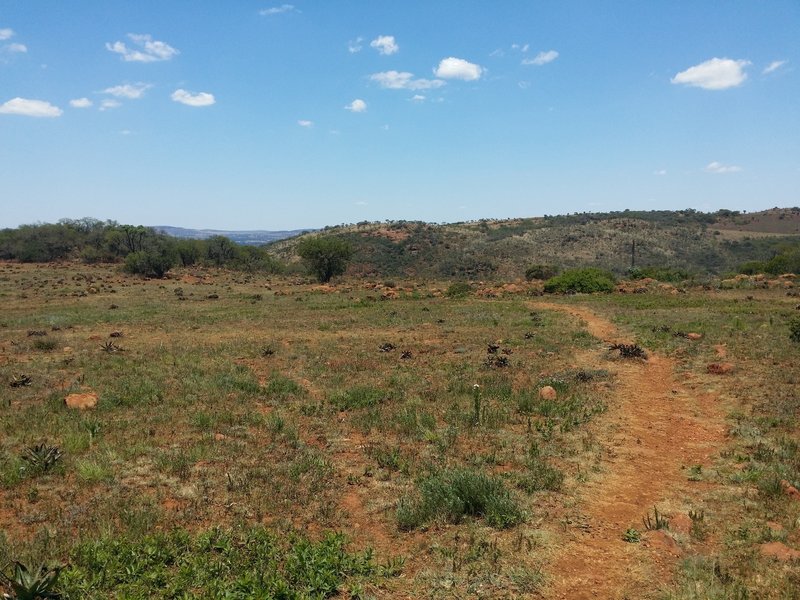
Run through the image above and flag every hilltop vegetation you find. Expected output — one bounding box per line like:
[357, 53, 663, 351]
[269, 208, 800, 280]
[2, 209, 800, 282]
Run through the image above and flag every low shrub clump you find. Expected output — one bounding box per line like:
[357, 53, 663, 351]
[397, 468, 523, 530]
[543, 268, 615, 294]
[445, 281, 472, 298]
[58, 528, 378, 598]
[525, 264, 559, 281]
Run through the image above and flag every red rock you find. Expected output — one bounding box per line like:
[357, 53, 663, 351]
[65, 392, 98, 410]
[686, 333, 703, 340]
[539, 386, 557, 401]
[760, 542, 800, 561]
[707, 362, 734, 375]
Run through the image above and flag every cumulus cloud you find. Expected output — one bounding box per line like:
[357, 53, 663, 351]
[345, 98, 367, 112]
[348, 37, 363, 53]
[0, 97, 62, 117]
[522, 50, 559, 66]
[434, 57, 483, 81]
[763, 60, 787, 74]
[100, 99, 121, 111]
[103, 83, 152, 99]
[705, 161, 742, 174]
[69, 97, 93, 108]
[0, 28, 13, 41]
[106, 33, 179, 63]
[370, 35, 398, 55]
[671, 58, 750, 90]
[6, 43, 26, 53]
[297, 119, 313, 127]
[259, 4, 296, 15]
[370, 70, 445, 90]
[171, 89, 215, 107]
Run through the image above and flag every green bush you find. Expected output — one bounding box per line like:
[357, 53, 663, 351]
[445, 281, 471, 298]
[525, 264, 559, 281]
[790, 316, 800, 343]
[297, 236, 353, 283]
[544, 268, 615, 294]
[123, 246, 177, 278]
[397, 468, 523, 530]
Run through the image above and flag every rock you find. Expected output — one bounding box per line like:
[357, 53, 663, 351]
[686, 333, 703, 340]
[781, 480, 800, 501]
[707, 362, 734, 375]
[539, 386, 557, 401]
[760, 542, 800, 561]
[65, 392, 98, 410]
[213, 433, 227, 441]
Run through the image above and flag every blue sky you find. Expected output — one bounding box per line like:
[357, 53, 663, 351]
[1, 1, 798, 230]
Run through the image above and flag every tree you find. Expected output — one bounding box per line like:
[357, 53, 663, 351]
[296, 236, 353, 282]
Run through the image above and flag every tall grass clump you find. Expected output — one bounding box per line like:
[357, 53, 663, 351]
[397, 468, 523, 530]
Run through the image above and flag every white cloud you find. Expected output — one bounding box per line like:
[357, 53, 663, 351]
[654, 169, 667, 176]
[434, 57, 483, 81]
[171, 89, 216, 107]
[259, 4, 296, 15]
[0, 28, 13, 41]
[370, 35, 398, 55]
[763, 60, 787, 74]
[69, 97, 93, 108]
[297, 119, 313, 127]
[518, 81, 531, 89]
[106, 33, 178, 63]
[522, 50, 559, 66]
[411, 94, 426, 102]
[120, 129, 132, 135]
[511, 43, 529, 53]
[348, 37, 363, 53]
[345, 99, 367, 112]
[671, 58, 750, 90]
[103, 83, 152, 99]
[489, 48, 504, 58]
[370, 70, 445, 90]
[100, 99, 121, 111]
[705, 161, 742, 174]
[0, 97, 62, 118]
[6, 43, 26, 53]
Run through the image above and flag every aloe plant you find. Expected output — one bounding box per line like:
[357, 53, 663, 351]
[1, 561, 62, 600]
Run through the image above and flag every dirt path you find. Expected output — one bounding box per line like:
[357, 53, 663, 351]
[533, 302, 725, 600]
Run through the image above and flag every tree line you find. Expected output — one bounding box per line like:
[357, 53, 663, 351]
[0, 219, 285, 278]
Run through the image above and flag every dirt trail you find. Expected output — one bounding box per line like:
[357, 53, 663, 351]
[534, 302, 725, 600]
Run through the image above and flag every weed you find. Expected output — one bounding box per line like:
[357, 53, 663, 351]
[20, 443, 63, 475]
[622, 528, 641, 543]
[32, 338, 58, 351]
[331, 386, 387, 410]
[516, 456, 564, 493]
[642, 506, 669, 531]
[609, 343, 648, 360]
[789, 316, 800, 343]
[445, 282, 471, 298]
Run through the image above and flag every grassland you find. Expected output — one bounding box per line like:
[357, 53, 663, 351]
[1, 262, 799, 598]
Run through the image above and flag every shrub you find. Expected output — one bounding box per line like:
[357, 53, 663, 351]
[296, 236, 353, 283]
[445, 281, 471, 298]
[397, 468, 523, 530]
[628, 266, 690, 283]
[525, 264, 559, 281]
[789, 316, 800, 343]
[123, 247, 177, 278]
[331, 385, 387, 410]
[544, 268, 615, 294]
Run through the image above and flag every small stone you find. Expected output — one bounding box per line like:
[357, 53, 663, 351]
[214, 433, 227, 441]
[686, 332, 703, 340]
[65, 392, 98, 410]
[707, 362, 734, 375]
[539, 386, 557, 401]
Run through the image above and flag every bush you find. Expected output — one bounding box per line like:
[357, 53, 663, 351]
[445, 281, 471, 298]
[544, 268, 615, 294]
[123, 244, 177, 278]
[790, 316, 800, 343]
[525, 264, 559, 281]
[397, 468, 523, 530]
[628, 266, 690, 283]
[297, 236, 353, 283]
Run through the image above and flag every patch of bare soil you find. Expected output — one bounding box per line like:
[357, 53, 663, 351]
[533, 303, 726, 599]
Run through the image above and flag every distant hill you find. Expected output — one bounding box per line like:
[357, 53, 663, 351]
[154, 226, 313, 246]
[266, 208, 800, 279]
